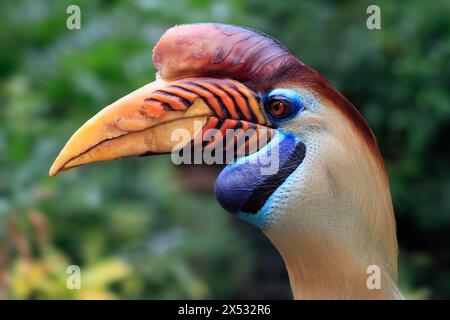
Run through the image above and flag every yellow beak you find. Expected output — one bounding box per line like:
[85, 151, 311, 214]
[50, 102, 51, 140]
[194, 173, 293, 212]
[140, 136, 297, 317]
[49, 77, 273, 176]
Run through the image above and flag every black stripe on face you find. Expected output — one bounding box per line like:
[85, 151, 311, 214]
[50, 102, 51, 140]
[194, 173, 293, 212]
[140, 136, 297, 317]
[154, 90, 192, 108]
[143, 98, 173, 111]
[230, 84, 258, 123]
[170, 84, 200, 98]
[166, 85, 198, 100]
[189, 82, 232, 119]
[213, 84, 246, 120]
[214, 117, 225, 130]
[172, 83, 220, 117]
[241, 141, 306, 214]
[202, 118, 225, 147]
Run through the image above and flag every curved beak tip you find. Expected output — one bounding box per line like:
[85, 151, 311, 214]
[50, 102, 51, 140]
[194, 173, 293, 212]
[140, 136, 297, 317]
[49, 163, 61, 177]
[49, 154, 67, 176]
[49, 168, 57, 177]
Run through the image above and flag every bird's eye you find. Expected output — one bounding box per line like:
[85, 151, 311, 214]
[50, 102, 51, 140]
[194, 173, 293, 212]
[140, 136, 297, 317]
[266, 98, 290, 119]
[264, 89, 302, 122]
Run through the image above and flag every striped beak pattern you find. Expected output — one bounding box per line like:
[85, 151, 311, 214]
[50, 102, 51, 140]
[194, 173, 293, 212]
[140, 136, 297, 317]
[49, 77, 274, 176]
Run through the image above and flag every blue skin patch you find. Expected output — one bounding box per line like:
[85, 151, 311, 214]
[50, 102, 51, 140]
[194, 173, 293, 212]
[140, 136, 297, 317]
[215, 88, 306, 229]
[215, 131, 306, 228]
[264, 88, 303, 124]
[215, 133, 294, 213]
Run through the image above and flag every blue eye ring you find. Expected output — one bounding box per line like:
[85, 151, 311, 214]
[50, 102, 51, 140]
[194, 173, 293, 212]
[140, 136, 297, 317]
[264, 88, 303, 122]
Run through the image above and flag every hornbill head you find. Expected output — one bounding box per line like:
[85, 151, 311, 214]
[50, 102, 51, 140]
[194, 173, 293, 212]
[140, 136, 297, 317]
[50, 24, 400, 299]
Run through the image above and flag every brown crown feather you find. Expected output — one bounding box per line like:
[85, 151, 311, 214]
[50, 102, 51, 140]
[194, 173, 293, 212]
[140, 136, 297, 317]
[153, 23, 300, 91]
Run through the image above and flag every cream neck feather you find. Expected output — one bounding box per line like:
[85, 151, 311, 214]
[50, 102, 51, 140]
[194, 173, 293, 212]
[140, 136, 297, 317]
[262, 105, 402, 299]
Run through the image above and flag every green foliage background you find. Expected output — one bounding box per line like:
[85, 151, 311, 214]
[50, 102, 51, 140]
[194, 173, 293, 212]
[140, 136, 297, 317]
[0, 0, 449, 299]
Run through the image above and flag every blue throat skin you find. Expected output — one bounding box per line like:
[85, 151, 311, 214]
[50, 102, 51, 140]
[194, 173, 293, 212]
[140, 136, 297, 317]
[214, 132, 306, 228]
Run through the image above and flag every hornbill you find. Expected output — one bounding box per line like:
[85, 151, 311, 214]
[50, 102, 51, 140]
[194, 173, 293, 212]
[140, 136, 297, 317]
[50, 23, 402, 299]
